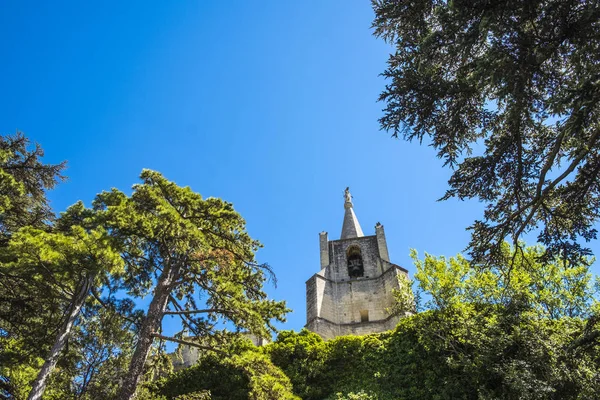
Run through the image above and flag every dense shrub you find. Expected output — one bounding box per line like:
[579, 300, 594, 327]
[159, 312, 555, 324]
[265, 308, 599, 400]
[147, 349, 298, 400]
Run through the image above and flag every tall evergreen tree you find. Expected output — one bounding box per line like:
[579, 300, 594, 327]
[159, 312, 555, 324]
[372, 0, 600, 264]
[92, 170, 287, 400]
[0, 132, 66, 399]
[0, 132, 66, 242]
[3, 204, 125, 400]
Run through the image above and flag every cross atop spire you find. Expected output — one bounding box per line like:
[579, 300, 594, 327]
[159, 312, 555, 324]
[341, 187, 364, 239]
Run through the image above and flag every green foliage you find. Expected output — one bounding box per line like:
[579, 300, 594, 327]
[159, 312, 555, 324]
[332, 391, 378, 400]
[0, 338, 43, 399]
[7, 222, 124, 284]
[0, 132, 67, 398]
[265, 245, 599, 400]
[174, 392, 211, 400]
[372, 0, 600, 263]
[266, 329, 329, 400]
[266, 311, 599, 400]
[388, 271, 416, 315]
[140, 244, 600, 400]
[412, 243, 598, 318]
[148, 350, 299, 400]
[94, 169, 288, 342]
[0, 132, 66, 241]
[0, 204, 126, 399]
[1, 164, 287, 400]
[92, 170, 288, 399]
[60, 301, 137, 400]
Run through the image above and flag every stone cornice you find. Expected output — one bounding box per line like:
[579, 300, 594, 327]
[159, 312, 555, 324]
[305, 262, 406, 284]
[305, 311, 401, 328]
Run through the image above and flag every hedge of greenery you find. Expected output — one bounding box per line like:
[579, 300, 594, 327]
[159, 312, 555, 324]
[145, 348, 299, 400]
[276, 313, 600, 399]
[148, 305, 599, 400]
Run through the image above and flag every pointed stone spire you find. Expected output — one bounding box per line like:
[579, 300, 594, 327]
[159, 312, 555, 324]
[341, 187, 364, 239]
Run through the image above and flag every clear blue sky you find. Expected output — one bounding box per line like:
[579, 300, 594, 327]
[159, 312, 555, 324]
[2, 1, 597, 337]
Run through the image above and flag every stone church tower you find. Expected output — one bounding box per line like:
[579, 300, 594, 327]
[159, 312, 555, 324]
[305, 188, 409, 340]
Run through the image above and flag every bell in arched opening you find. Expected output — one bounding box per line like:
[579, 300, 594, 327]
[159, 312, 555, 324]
[346, 245, 364, 278]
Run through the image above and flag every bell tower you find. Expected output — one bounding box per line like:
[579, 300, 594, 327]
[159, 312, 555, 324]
[305, 188, 409, 340]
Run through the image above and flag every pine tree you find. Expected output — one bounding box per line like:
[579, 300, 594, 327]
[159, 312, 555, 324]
[91, 170, 287, 400]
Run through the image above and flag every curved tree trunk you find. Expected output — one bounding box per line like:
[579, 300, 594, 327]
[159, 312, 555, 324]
[27, 274, 94, 400]
[116, 265, 179, 400]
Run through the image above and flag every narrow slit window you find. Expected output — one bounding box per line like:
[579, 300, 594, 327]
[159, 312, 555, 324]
[360, 310, 369, 322]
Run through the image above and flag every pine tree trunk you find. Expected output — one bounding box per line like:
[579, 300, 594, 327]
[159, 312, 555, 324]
[27, 274, 94, 400]
[116, 264, 179, 400]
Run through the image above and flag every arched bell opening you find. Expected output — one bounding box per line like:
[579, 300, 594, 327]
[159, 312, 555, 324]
[346, 245, 364, 278]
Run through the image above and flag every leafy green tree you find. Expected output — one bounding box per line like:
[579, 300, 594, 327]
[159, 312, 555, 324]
[92, 170, 288, 400]
[388, 271, 417, 316]
[2, 205, 125, 400]
[372, 0, 600, 263]
[0, 291, 137, 400]
[408, 244, 600, 399]
[411, 243, 598, 318]
[0, 132, 67, 399]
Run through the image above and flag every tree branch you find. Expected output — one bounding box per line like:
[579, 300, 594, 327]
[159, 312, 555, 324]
[162, 308, 231, 316]
[151, 334, 225, 355]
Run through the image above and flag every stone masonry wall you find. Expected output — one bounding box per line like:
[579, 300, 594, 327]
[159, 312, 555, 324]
[306, 311, 403, 341]
[306, 258, 408, 339]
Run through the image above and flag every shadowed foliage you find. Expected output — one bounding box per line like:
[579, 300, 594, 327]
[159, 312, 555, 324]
[372, 0, 600, 264]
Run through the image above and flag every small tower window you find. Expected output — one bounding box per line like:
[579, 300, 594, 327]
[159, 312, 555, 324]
[347, 246, 364, 278]
[360, 310, 369, 322]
